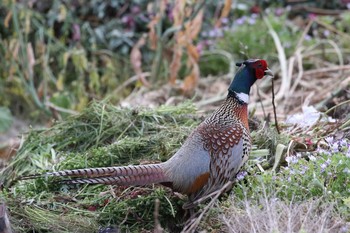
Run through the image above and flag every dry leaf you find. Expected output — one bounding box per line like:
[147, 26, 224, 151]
[215, 0, 232, 28]
[147, 0, 168, 50]
[181, 56, 200, 94]
[147, 15, 160, 50]
[169, 0, 203, 90]
[173, 0, 186, 26]
[186, 44, 200, 62]
[130, 34, 150, 87]
[0, 138, 21, 162]
[4, 10, 12, 28]
[169, 45, 183, 84]
[26, 43, 35, 78]
[186, 9, 204, 40]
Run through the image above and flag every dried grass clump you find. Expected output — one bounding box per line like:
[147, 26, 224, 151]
[221, 196, 349, 233]
[0, 101, 200, 232]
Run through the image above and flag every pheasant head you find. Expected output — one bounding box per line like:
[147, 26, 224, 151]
[228, 59, 273, 103]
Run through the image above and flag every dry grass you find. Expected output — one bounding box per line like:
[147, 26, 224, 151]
[221, 196, 349, 233]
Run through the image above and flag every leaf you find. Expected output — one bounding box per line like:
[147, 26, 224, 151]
[26, 43, 35, 77]
[185, 9, 204, 40]
[147, 15, 160, 50]
[50, 93, 71, 109]
[130, 34, 149, 86]
[58, 4, 67, 22]
[181, 56, 200, 94]
[186, 44, 200, 62]
[169, 45, 183, 84]
[215, 0, 232, 28]
[4, 10, 12, 28]
[172, 0, 186, 26]
[271, 144, 286, 172]
[56, 72, 65, 91]
[0, 107, 13, 133]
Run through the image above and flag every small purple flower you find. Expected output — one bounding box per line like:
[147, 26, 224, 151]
[222, 26, 229, 31]
[323, 30, 330, 37]
[331, 143, 339, 153]
[343, 168, 350, 174]
[317, 147, 331, 156]
[275, 8, 284, 16]
[325, 136, 334, 145]
[131, 6, 141, 14]
[248, 17, 256, 25]
[304, 34, 312, 41]
[236, 171, 248, 181]
[251, 13, 258, 19]
[221, 17, 229, 24]
[286, 156, 298, 165]
[339, 139, 347, 149]
[346, 150, 350, 158]
[72, 24, 81, 42]
[208, 30, 216, 38]
[320, 163, 327, 171]
[308, 13, 317, 20]
[309, 155, 317, 161]
[214, 28, 224, 37]
[347, 3, 350, 9]
[235, 16, 246, 25]
[196, 42, 204, 54]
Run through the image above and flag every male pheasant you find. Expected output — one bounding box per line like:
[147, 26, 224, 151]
[23, 59, 273, 208]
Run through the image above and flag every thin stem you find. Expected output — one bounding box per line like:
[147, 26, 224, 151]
[271, 78, 280, 134]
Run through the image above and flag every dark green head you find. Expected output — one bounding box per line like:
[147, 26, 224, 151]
[228, 59, 273, 98]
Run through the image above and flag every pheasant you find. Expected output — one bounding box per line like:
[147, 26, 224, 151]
[23, 59, 273, 208]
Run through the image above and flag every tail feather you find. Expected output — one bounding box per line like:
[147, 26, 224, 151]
[63, 173, 166, 186]
[21, 163, 169, 186]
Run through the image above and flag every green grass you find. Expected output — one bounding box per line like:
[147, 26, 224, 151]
[0, 101, 199, 232]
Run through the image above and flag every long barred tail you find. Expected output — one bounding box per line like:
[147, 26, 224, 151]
[21, 164, 169, 186]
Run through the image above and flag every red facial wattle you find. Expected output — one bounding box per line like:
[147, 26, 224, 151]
[253, 59, 268, 79]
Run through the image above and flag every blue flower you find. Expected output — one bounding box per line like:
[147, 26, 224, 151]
[236, 170, 248, 181]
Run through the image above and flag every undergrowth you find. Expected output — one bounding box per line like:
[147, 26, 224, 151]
[1, 101, 349, 232]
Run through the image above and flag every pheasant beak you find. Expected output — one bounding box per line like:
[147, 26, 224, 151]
[264, 68, 274, 77]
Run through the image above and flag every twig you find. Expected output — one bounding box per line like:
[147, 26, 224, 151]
[324, 99, 350, 116]
[154, 199, 163, 233]
[271, 78, 280, 134]
[182, 181, 232, 232]
[315, 18, 350, 40]
[109, 72, 151, 98]
[301, 65, 350, 76]
[0, 202, 12, 233]
[263, 15, 289, 103]
[45, 102, 79, 115]
[295, 19, 314, 50]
